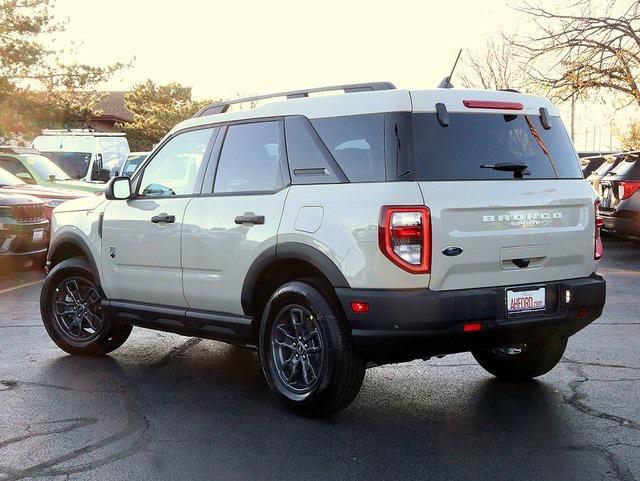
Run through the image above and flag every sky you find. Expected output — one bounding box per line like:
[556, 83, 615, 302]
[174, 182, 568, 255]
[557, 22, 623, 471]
[54, 0, 634, 151]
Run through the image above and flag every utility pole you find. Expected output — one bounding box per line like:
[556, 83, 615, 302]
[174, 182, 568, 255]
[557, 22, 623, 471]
[570, 93, 576, 142]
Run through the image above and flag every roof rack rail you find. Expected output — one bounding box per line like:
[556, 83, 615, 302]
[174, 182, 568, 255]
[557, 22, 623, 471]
[0, 146, 40, 155]
[194, 81, 396, 118]
[40, 129, 126, 137]
[580, 150, 640, 161]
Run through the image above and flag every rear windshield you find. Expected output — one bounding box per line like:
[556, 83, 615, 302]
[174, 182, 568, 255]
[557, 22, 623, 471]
[42, 152, 92, 179]
[412, 113, 582, 180]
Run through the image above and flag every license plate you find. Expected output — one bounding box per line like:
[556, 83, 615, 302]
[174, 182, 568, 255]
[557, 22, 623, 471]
[506, 287, 546, 314]
[32, 229, 44, 242]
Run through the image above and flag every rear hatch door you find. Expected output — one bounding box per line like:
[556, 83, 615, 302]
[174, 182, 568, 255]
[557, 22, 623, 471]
[409, 91, 597, 291]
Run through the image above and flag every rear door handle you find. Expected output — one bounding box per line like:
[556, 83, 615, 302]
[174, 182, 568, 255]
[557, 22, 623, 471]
[234, 214, 265, 225]
[151, 213, 176, 224]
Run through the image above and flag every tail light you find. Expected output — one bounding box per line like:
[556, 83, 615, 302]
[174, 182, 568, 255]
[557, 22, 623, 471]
[618, 180, 640, 200]
[594, 200, 604, 260]
[379, 206, 431, 274]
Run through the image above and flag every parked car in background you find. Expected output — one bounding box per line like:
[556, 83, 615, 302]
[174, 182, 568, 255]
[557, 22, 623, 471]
[32, 130, 130, 183]
[599, 152, 640, 239]
[0, 146, 105, 194]
[587, 154, 624, 196]
[0, 167, 90, 220]
[0, 193, 49, 268]
[117, 152, 149, 177]
[578, 152, 610, 178]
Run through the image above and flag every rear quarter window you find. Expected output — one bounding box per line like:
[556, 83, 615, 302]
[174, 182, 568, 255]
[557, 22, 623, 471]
[311, 114, 385, 182]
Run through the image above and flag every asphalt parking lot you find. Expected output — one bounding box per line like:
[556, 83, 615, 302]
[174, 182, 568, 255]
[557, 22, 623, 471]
[0, 238, 638, 481]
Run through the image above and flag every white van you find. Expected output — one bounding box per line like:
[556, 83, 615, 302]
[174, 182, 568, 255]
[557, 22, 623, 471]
[32, 130, 130, 182]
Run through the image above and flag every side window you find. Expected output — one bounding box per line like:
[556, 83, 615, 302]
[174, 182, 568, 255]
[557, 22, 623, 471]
[139, 128, 214, 196]
[0, 157, 31, 178]
[311, 114, 385, 182]
[214, 121, 285, 193]
[285, 116, 342, 185]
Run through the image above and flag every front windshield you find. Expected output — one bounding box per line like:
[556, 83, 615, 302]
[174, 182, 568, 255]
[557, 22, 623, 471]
[22, 154, 71, 181]
[0, 167, 24, 187]
[41, 152, 92, 179]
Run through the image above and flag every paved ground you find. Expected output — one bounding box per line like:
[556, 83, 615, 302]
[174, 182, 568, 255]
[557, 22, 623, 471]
[0, 238, 638, 481]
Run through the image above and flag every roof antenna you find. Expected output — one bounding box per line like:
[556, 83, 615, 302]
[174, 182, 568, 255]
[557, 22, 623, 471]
[437, 49, 463, 89]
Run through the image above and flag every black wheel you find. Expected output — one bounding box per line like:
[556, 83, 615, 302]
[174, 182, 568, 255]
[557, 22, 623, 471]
[40, 257, 132, 356]
[259, 279, 365, 416]
[472, 337, 568, 381]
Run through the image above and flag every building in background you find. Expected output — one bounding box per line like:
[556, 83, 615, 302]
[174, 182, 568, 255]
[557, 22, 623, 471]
[90, 92, 133, 132]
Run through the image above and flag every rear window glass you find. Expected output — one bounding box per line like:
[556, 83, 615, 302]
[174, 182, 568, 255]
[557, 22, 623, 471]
[311, 114, 385, 182]
[412, 113, 581, 181]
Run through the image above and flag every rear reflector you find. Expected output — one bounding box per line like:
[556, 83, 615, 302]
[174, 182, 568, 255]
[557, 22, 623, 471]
[576, 308, 590, 319]
[350, 301, 369, 313]
[463, 100, 524, 110]
[463, 322, 482, 332]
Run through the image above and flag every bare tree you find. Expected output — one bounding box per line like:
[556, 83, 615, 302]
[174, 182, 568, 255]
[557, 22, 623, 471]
[461, 37, 528, 91]
[511, 0, 640, 106]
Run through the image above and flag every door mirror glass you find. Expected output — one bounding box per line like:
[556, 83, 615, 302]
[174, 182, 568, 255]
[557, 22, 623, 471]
[106, 176, 132, 200]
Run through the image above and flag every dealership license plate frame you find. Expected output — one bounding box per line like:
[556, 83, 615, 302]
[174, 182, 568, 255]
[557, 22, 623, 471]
[505, 285, 546, 316]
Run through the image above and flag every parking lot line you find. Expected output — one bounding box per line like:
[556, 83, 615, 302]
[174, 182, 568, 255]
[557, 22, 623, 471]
[0, 279, 44, 295]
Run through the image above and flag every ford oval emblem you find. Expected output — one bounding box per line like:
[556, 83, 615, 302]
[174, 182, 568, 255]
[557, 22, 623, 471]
[442, 246, 463, 257]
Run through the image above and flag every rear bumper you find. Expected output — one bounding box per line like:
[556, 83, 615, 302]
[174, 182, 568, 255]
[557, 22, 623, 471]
[601, 209, 640, 237]
[336, 275, 606, 363]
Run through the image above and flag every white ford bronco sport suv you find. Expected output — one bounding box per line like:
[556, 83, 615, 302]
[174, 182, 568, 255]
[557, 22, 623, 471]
[40, 82, 606, 415]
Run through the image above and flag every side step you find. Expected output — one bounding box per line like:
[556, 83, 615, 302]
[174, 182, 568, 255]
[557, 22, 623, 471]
[102, 300, 256, 345]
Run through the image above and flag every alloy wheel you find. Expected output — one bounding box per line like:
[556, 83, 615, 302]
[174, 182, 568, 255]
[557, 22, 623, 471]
[52, 277, 104, 342]
[270, 304, 325, 394]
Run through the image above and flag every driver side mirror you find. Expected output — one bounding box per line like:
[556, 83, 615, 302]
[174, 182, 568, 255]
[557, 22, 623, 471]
[105, 176, 132, 200]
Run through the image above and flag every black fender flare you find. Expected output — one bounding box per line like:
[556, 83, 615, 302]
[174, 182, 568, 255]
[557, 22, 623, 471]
[241, 242, 350, 316]
[47, 231, 100, 282]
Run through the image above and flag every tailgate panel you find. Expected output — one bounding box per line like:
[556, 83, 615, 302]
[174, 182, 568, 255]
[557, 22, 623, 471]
[419, 180, 597, 291]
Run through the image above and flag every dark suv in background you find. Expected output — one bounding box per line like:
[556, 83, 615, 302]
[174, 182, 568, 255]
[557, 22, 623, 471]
[0, 193, 49, 268]
[599, 153, 640, 239]
[587, 154, 624, 196]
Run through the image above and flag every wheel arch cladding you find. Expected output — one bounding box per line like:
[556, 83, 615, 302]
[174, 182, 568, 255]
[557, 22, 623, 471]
[241, 242, 350, 317]
[48, 232, 100, 281]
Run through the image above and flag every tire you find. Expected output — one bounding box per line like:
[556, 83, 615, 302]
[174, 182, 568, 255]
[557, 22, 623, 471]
[40, 257, 132, 356]
[472, 337, 568, 381]
[259, 279, 366, 416]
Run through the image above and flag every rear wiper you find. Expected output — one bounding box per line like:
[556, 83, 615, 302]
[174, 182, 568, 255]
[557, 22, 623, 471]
[481, 163, 529, 179]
